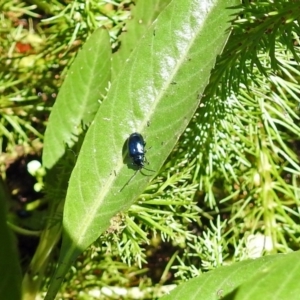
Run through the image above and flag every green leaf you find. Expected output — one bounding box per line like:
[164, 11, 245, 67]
[160, 251, 300, 300]
[45, 0, 239, 298]
[0, 178, 21, 300]
[112, 0, 172, 79]
[42, 28, 111, 170]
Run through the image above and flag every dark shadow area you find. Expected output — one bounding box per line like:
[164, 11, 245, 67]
[222, 287, 239, 299]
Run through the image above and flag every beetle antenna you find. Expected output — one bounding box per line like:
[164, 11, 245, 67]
[119, 167, 156, 192]
[140, 166, 155, 174]
[119, 170, 138, 192]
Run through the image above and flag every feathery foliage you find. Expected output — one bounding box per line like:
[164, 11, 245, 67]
[1, 0, 299, 299]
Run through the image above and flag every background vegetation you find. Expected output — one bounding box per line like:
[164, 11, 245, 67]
[0, 0, 299, 299]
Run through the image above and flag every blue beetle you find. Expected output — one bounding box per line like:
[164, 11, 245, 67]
[128, 132, 147, 169]
[128, 132, 155, 173]
[120, 132, 154, 191]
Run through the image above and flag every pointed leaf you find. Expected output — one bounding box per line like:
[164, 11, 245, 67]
[65, 0, 239, 247]
[43, 29, 111, 169]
